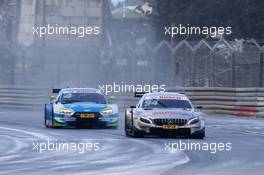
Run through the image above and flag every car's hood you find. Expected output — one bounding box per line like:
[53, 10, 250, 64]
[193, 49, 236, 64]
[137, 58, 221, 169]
[142, 108, 194, 119]
[63, 102, 107, 113]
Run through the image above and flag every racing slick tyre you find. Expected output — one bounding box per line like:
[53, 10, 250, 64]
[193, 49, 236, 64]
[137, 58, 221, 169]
[44, 105, 57, 128]
[45, 112, 54, 128]
[131, 127, 144, 138]
[44, 104, 50, 128]
[190, 128, 205, 139]
[125, 112, 144, 138]
[125, 112, 131, 136]
[125, 126, 144, 138]
[44, 108, 48, 128]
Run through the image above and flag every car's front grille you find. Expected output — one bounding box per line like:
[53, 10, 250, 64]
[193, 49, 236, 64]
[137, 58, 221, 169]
[154, 118, 187, 126]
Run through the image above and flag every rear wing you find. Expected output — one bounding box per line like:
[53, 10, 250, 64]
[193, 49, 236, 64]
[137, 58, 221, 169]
[52, 88, 61, 94]
[134, 91, 185, 98]
[166, 89, 185, 95]
[134, 91, 146, 98]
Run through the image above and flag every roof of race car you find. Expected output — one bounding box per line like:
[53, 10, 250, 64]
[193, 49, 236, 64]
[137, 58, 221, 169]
[59, 88, 101, 94]
[143, 91, 186, 96]
[142, 92, 188, 99]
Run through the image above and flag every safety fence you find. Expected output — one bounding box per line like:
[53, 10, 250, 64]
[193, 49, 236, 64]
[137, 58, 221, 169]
[102, 38, 264, 87]
[1, 86, 264, 118]
[2, 39, 263, 87]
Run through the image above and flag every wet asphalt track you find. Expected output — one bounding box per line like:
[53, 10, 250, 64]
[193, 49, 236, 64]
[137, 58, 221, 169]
[0, 109, 264, 175]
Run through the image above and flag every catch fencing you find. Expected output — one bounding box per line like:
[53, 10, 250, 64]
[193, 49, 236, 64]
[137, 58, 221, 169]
[102, 38, 264, 87]
[1, 39, 263, 88]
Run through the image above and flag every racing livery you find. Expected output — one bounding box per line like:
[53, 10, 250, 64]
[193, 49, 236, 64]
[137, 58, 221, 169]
[44, 88, 118, 128]
[125, 92, 205, 138]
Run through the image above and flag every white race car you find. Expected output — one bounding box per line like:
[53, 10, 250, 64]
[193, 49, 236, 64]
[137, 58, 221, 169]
[125, 92, 205, 138]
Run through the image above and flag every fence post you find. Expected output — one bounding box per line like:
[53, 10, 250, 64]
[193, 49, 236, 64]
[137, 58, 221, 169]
[210, 52, 215, 87]
[170, 50, 175, 86]
[190, 52, 194, 86]
[231, 52, 236, 87]
[260, 52, 264, 87]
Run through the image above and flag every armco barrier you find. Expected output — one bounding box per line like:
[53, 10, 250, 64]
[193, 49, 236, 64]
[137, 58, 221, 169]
[0, 86, 49, 109]
[170, 87, 264, 118]
[113, 87, 264, 118]
[1, 86, 264, 118]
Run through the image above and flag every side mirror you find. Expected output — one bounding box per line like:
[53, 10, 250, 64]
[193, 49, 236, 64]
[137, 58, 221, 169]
[50, 95, 56, 102]
[107, 96, 116, 104]
[108, 96, 116, 100]
[195, 106, 203, 110]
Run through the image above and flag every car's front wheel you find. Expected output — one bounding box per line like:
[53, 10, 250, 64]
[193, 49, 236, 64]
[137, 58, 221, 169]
[125, 112, 144, 138]
[44, 104, 55, 128]
[44, 112, 48, 128]
[44, 113, 54, 128]
[190, 128, 205, 139]
[44, 105, 49, 128]
[131, 127, 144, 138]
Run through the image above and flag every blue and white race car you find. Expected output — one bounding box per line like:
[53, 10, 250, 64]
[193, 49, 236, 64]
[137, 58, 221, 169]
[44, 88, 118, 128]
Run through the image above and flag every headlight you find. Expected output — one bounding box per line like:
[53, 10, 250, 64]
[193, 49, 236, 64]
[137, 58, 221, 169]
[101, 108, 113, 115]
[187, 117, 200, 125]
[139, 116, 152, 124]
[59, 108, 74, 116]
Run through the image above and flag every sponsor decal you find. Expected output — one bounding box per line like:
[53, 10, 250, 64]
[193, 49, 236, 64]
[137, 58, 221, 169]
[145, 95, 187, 100]
[151, 111, 180, 115]
[63, 89, 99, 94]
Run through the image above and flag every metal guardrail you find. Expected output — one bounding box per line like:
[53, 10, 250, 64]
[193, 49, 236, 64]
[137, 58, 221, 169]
[114, 87, 264, 118]
[168, 87, 264, 117]
[0, 86, 49, 109]
[1, 86, 264, 118]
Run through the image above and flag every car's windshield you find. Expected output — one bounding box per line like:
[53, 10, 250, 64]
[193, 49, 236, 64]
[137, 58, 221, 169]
[61, 93, 106, 104]
[142, 99, 192, 109]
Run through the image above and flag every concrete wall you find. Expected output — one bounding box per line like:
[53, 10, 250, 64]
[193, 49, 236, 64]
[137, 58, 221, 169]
[18, 0, 104, 47]
[18, 0, 36, 46]
[13, 0, 107, 87]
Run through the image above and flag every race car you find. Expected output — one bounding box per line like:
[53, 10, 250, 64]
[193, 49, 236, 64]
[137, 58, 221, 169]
[125, 92, 205, 138]
[44, 88, 118, 128]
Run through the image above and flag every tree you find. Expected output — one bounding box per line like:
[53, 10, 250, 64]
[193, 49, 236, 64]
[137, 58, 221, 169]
[154, 0, 264, 40]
